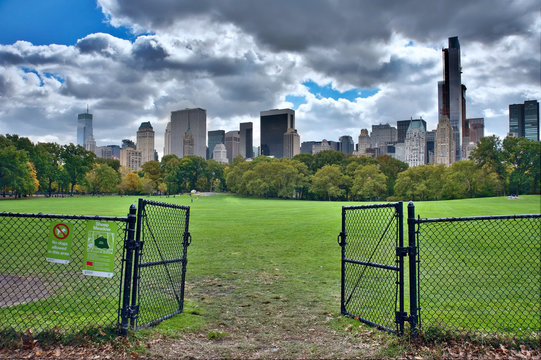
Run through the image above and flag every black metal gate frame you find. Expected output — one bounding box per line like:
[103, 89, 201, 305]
[119, 198, 191, 334]
[339, 202, 419, 335]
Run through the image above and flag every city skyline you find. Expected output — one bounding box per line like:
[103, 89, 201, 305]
[0, 0, 540, 156]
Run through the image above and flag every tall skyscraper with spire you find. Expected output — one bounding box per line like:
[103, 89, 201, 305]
[169, 108, 207, 158]
[438, 36, 464, 162]
[77, 107, 93, 149]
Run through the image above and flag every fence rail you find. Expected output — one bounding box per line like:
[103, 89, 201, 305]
[0, 212, 129, 334]
[0, 199, 191, 337]
[341, 202, 541, 342]
[413, 212, 541, 340]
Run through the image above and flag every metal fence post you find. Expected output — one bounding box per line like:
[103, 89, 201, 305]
[407, 201, 418, 336]
[130, 198, 145, 328]
[339, 207, 346, 315]
[396, 202, 405, 335]
[120, 204, 137, 335]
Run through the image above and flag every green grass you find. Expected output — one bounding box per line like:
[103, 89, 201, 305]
[0, 194, 539, 352]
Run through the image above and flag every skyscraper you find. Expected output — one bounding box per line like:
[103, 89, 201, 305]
[207, 130, 225, 160]
[404, 119, 426, 167]
[77, 110, 93, 149]
[435, 116, 456, 166]
[260, 109, 295, 158]
[357, 129, 371, 155]
[136, 121, 155, 165]
[370, 124, 397, 147]
[225, 130, 240, 163]
[509, 100, 539, 141]
[339, 135, 354, 154]
[239, 122, 254, 159]
[170, 108, 207, 158]
[164, 122, 171, 156]
[438, 36, 464, 161]
[283, 128, 300, 158]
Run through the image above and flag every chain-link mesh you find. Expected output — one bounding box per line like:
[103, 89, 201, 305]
[415, 214, 541, 340]
[342, 203, 401, 333]
[134, 199, 190, 329]
[0, 213, 128, 335]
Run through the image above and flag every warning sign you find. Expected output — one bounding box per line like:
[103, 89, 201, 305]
[82, 220, 117, 278]
[46, 222, 73, 264]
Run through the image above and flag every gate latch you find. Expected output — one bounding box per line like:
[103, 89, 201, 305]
[128, 305, 139, 319]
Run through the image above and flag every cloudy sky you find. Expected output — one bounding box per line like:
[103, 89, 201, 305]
[1, 0, 539, 157]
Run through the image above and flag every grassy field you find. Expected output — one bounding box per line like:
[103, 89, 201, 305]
[0, 194, 539, 357]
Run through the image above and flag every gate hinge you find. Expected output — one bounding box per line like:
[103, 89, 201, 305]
[396, 247, 408, 257]
[396, 246, 416, 257]
[126, 240, 143, 251]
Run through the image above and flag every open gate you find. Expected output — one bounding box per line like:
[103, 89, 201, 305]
[338, 202, 406, 334]
[120, 198, 191, 333]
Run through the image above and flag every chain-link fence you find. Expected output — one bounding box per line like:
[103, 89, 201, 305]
[131, 199, 191, 330]
[339, 203, 404, 334]
[0, 212, 129, 334]
[413, 214, 541, 340]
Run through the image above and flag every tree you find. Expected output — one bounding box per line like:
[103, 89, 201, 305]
[394, 164, 446, 201]
[96, 157, 121, 172]
[310, 164, 351, 200]
[351, 164, 387, 200]
[313, 150, 346, 170]
[32, 142, 62, 196]
[142, 160, 163, 193]
[85, 163, 120, 194]
[470, 136, 506, 194]
[502, 136, 541, 194]
[121, 172, 144, 194]
[0, 146, 38, 197]
[61, 144, 95, 193]
[292, 153, 314, 173]
[376, 154, 408, 197]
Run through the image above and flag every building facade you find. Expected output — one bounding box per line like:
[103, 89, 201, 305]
[136, 121, 155, 165]
[225, 130, 240, 163]
[404, 120, 426, 167]
[438, 36, 464, 161]
[239, 122, 254, 159]
[213, 143, 228, 164]
[339, 135, 354, 154]
[169, 108, 207, 158]
[509, 100, 539, 141]
[207, 130, 225, 160]
[357, 129, 371, 155]
[77, 111, 93, 149]
[370, 124, 397, 147]
[260, 109, 295, 158]
[435, 116, 456, 166]
[283, 128, 300, 158]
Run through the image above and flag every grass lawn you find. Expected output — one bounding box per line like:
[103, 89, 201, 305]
[0, 194, 539, 357]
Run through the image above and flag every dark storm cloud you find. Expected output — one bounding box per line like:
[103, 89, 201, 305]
[102, 0, 538, 50]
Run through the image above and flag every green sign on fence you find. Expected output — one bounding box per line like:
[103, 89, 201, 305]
[46, 222, 73, 264]
[82, 220, 117, 278]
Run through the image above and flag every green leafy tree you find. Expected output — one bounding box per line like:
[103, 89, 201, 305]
[470, 136, 506, 194]
[142, 160, 163, 193]
[313, 150, 346, 171]
[32, 142, 62, 196]
[376, 154, 408, 197]
[310, 164, 351, 200]
[96, 157, 121, 172]
[0, 146, 39, 197]
[394, 164, 446, 201]
[502, 136, 541, 194]
[61, 144, 95, 193]
[351, 164, 387, 200]
[292, 153, 314, 173]
[85, 163, 120, 194]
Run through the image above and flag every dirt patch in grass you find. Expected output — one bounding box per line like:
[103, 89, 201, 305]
[0, 274, 57, 307]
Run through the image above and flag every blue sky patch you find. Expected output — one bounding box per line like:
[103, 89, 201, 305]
[302, 80, 379, 101]
[0, 0, 136, 45]
[285, 95, 307, 110]
[21, 67, 44, 86]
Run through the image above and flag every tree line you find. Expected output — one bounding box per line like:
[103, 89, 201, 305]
[1, 133, 539, 200]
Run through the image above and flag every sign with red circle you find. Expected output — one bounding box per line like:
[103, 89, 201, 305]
[53, 223, 70, 240]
